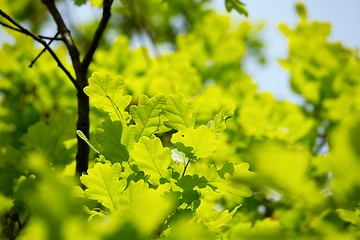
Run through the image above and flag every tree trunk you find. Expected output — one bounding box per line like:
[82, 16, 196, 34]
[75, 72, 90, 176]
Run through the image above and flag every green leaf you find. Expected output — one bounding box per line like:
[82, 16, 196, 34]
[336, 208, 360, 226]
[76, 130, 100, 154]
[90, 0, 102, 7]
[225, 0, 248, 17]
[249, 141, 322, 205]
[205, 164, 252, 201]
[21, 112, 76, 166]
[171, 125, 220, 159]
[295, 2, 307, 20]
[0, 194, 13, 214]
[95, 118, 129, 163]
[176, 175, 207, 205]
[73, 0, 87, 6]
[209, 103, 235, 133]
[84, 72, 132, 121]
[164, 94, 195, 130]
[80, 162, 127, 211]
[116, 180, 173, 234]
[130, 136, 171, 185]
[0, 146, 22, 196]
[202, 206, 240, 230]
[121, 124, 138, 151]
[130, 94, 167, 139]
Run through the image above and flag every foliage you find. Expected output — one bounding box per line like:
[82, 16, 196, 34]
[1, 1, 360, 239]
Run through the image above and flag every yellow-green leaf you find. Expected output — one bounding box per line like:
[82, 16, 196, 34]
[130, 136, 171, 185]
[171, 125, 220, 159]
[80, 162, 127, 211]
[130, 94, 167, 139]
[164, 94, 195, 130]
[84, 72, 132, 121]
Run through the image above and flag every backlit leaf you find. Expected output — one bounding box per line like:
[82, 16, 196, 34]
[209, 103, 235, 133]
[205, 164, 252, 201]
[164, 94, 195, 130]
[116, 180, 173, 234]
[171, 125, 220, 159]
[80, 162, 127, 211]
[130, 136, 171, 185]
[130, 94, 167, 140]
[84, 72, 132, 121]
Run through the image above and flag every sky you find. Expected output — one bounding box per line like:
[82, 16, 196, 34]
[222, 0, 360, 103]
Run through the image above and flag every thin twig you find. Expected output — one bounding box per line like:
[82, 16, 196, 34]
[0, 21, 62, 41]
[182, 160, 190, 177]
[81, 0, 113, 71]
[0, 21, 21, 32]
[38, 35, 62, 40]
[29, 32, 60, 67]
[0, 9, 80, 91]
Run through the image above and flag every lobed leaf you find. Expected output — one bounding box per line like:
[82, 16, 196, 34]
[80, 162, 127, 211]
[171, 125, 220, 159]
[163, 94, 195, 130]
[209, 103, 235, 133]
[95, 118, 129, 163]
[130, 136, 171, 185]
[130, 94, 167, 139]
[225, 0, 248, 17]
[116, 180, 173, 234]
[205, 164, 252, 201]
[84, 72, 132, 121]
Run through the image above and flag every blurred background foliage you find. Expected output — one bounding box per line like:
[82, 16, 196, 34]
[1, 0, 360, 239]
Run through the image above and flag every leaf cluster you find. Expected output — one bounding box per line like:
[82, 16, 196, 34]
[1, 2, 360, 240]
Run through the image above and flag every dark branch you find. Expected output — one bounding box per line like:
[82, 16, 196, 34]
[0, 21, 62, 40]
[29, 32, 60, 67]
[0, 9, 80, 91]
[0, 21, 63, 42]
[38, 35, 62, 40]
[0, 20, 21, 32]
[81, 0, 113, 71]
[41, 0, 81, 75]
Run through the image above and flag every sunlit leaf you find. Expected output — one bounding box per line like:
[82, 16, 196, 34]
[80, 162, 127, 211]
[130, 136, 171, 185]
[249, 141, 323, 205]
[209, 103, 235, 133]
[116, 180, 173, 234]
[130, 94, 167, 140]
[205, 164, 252, 201]
[171, 125, 220, 159]
[84, 72, 132, 121]
[164, 94, 195, 130]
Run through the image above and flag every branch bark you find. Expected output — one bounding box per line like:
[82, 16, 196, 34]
[81, 0, 113, 71]
[41, 0, 113, 177]
[41, 0, 81, 73]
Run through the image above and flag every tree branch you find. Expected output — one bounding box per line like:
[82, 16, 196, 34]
[0, 20, 22, 32]
[81, 0, 113, 71]
[41, 0, 81, 77]
[0, 10, 80, 91]
[29, 32, 60, 67]
[38, 35, 63, 41]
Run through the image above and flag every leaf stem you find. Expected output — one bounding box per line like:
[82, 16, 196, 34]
[182, 160, 190, 177]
